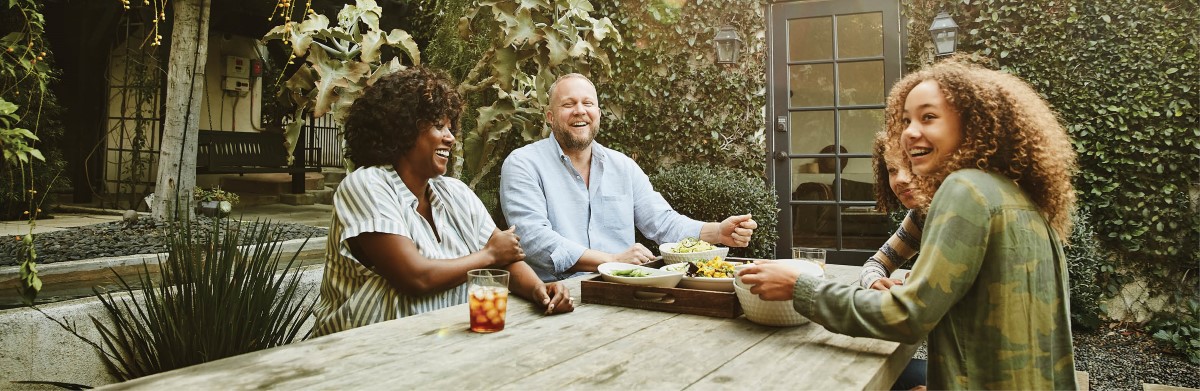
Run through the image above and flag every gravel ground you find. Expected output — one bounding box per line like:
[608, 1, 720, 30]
[905, 325, 1198, 390]
[0, 217, 327, 266]
[1074, 324, 1199, 390]
[4, 221, 1197, 389]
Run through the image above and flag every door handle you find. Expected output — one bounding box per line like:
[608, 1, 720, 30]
[773, 151, 788, 161]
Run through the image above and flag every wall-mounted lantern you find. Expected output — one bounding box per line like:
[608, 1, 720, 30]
[929, 10, 959, 57]
[714, 25, 743, 64]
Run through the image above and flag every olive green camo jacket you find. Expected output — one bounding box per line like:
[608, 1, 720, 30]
[793, 169, 1077, 390]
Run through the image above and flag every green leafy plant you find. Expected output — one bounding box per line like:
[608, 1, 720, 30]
[1065, 207, 1109, 330]
[1151, 298, 1200, 364]
[451, 0, 620, 189]
[2, 0, 68, 303]
[594, 0, 766, 175]
[87, 218, 313, 380]
[262, 0, 421, 157]
[0, 97, 43, 166]
[192, 186, 240, 206]
[648, 163, 778, 259]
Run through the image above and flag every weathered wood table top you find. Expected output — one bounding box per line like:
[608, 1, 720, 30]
[102, 264, 916, 390]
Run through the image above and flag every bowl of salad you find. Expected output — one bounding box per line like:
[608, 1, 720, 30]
[660, 257, 742, 292]
[598, 263, 684, 288]
[659, 237, 729, 265]
[733, 259, 823, 326]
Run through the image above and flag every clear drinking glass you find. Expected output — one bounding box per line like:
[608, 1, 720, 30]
[792, 247, 827, 275]
[468, 269, 510, 333]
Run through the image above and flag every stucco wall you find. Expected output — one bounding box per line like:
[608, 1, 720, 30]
[0, 238, 324, 389]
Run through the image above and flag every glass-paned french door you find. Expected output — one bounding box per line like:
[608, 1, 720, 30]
[767, 0, 903, 263]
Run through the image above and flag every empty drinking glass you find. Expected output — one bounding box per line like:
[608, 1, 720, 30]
[792, 247, 826, 276]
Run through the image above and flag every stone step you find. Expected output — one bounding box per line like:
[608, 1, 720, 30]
[218, 173, 325, 195]
[322, 167, 347, 189]
[237, 193, 279, 207]
[280, 187, 336, 206]
[1144, 383, 1199, 391]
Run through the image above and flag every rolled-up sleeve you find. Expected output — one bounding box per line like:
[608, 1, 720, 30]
[628, 160, 705, 244]
[499, 148, 587, 281]
[334, 171, 410, 261]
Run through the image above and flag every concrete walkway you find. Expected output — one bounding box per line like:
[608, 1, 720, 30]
[0, 203, 333, 237]
[0, 213, 122, 236]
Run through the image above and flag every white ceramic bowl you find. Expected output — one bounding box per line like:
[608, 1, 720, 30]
[733, 260, 824, 326]
[659, 242, 730, 265]
[598, 263, 683, 288]
[660, 261, 740, 292]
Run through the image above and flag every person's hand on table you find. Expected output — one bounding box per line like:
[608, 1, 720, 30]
[611, 243, 654, 265]
[532, 281, 574, 315]
[718, 214, 758, 247]
[736, 260, 802, 301]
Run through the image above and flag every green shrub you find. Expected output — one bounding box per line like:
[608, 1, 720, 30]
[1151, 298, 1200, 364]
[1065, 207, 1109, 330]
[648, 163, 778, 259]
[89, 218, 313, 380]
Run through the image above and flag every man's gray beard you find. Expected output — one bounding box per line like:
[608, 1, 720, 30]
[554, 126, 596, 152]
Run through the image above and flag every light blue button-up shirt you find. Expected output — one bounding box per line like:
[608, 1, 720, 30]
[500, 135, 705, 281]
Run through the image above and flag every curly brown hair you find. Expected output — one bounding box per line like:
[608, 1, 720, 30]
[871, 131, 907, 213]
[342, 66, 463, 167]
[883, 58, 1077, 241]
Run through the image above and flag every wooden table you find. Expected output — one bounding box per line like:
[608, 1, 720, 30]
[102, 264, 917, 390]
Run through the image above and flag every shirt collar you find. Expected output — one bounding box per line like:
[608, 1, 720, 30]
[548, 133, 605, 165]
[383, 166, 445, 210]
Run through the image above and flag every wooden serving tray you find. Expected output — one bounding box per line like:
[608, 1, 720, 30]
[580, 259, 745, 319]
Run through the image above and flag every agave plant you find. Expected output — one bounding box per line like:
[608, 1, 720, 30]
[89, 218, 313, 380]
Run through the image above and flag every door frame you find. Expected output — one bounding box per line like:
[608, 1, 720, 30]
[766, 0, 906, 263]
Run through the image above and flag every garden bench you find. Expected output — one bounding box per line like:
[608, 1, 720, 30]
[196, 130, 320, 175]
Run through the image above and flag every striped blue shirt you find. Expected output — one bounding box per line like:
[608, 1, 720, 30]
[500, 136, 705, 282]
[313, 166, 495, 336]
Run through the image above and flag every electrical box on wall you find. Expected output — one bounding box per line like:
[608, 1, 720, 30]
[225, 56, 250, 78]
[223, 77, 250, 95]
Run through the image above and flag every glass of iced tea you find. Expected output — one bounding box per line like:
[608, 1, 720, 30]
[467, 269, 510, 333]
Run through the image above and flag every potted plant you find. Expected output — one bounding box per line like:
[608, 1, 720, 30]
[194, 186, 239, 217]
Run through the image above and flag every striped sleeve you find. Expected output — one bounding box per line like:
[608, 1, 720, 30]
[859, 210, 924, 288]
[333, 169, 411, 259]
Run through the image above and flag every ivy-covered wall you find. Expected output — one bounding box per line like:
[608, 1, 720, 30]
[594, 0, 767, 175]
[419, 0, 770, 228]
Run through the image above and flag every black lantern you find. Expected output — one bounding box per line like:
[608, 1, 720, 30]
[928, 10, 959, 57]
[714, 25, 743, 64]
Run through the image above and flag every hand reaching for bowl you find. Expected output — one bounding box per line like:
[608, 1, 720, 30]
[612, 243, 654, 265]
[736, 260, 802, 301]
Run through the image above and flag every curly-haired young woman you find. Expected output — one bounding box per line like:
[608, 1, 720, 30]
[741, 58, 1077, 389]
[313, 67, 573, 337]
[859, 133, 925, 292]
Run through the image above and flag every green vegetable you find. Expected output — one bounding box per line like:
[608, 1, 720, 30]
[612, 269, 651, 277]
[673, 237, 716, 253]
